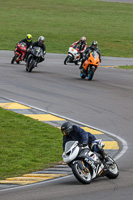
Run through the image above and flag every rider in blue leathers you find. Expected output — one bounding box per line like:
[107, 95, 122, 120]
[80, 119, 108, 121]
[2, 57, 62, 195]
[61, 121, 108, 161]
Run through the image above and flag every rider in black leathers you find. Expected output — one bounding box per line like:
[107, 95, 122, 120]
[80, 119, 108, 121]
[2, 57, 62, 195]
[32, 36, 46, 65]
[18, 34, 33, 48]
[17, 34, 33, 61]
[79, 41, 101, 69]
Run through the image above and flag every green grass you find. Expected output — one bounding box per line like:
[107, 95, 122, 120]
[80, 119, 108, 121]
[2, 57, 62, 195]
[0, 107, 63, 180]
[117, 65, 133, 70]
[0, 0, 133, 179]
[0, 0, 133, 57]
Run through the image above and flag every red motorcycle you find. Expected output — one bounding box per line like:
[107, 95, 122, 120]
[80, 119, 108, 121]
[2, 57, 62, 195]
[11, 42, 27, 64]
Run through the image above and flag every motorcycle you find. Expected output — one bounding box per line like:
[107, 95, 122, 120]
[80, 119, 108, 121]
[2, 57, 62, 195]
[11, 42, 27, 64]
[64, 45, 81, 65]
[62, 141, 119, 184]
[26, 46, 44, 72]
[80, 50, 100, 80]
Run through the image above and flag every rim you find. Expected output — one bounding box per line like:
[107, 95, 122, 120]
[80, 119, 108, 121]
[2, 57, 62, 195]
[76, 164, 91, 181]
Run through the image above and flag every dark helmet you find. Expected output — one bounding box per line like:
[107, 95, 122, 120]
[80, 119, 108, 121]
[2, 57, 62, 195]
[26, 34, 32, 42]
[61, 121, 73, 136]
[91, 41, 98, 49]
[80, 36, 86, 44]
[38, 36, 45, 45]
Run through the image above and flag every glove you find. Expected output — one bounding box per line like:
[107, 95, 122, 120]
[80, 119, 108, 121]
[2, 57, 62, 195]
[79, 142, 88, 147]
[73, 44, 77, 49]
[15, 43, 19, 48]
[27, 46, 32, 52]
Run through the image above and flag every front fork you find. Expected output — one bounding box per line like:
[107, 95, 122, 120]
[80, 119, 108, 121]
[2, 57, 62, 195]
[15, 52, 21, 61]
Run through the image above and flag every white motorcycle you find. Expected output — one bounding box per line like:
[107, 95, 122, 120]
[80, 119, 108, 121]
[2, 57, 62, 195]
[62, 141, 119, 184]
[64, 46, 81, 65]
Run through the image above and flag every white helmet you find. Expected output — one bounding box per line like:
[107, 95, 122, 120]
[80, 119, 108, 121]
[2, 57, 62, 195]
[38, 36, 45, 44]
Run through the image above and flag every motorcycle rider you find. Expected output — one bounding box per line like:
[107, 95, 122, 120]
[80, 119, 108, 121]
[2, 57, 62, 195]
[32, 36, 46, 66]
[79, 41, 101, 70]
[71, 36, 87, 59]
[17, 34, 33, 62]
[61, 121, 109, 162]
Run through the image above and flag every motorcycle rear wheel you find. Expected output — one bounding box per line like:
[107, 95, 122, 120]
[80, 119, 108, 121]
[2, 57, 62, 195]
[80, 73, 86, 79]
[106, 156, 119, 179]
[72, 162, 92, 184]
[80, 69, 86, 79]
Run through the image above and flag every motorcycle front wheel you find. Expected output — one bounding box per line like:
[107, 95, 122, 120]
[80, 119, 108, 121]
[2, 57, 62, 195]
[26, 57, 35, 72]
[87, 67, 95, 81]
[64, 55, 72, 65]
[72, 162, 92, 184]
[11, 53, 19, 64]
[106, 156, 119, 179]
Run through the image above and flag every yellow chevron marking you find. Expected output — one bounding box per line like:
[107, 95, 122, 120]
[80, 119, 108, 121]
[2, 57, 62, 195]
[81, 127, 104, 134]
[103, 141, 119, 149]
[0, 102, 31, 110]
[6, 177, 53, 181]
[0, 174, 67, 185]
[0, 180, 39, 185]
[25, 114, 66, 121]
[23, 174, 67, 177]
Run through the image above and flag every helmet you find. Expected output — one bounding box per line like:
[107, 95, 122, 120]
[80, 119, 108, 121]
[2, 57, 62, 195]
[38, 36, 45, 45]
[26, 34, 32, 42]
[80, 36, 86, 44]
[61, 121, 73, 136]
[91, 41, 98, 49]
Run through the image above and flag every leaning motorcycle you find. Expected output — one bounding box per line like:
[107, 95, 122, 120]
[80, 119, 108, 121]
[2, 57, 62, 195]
[11, 42, 27, 64]
[64, 45, 81, 65]
[80, 50, 100, 80]
[62, 141, 119, 184]
[26, 46, 44, 72]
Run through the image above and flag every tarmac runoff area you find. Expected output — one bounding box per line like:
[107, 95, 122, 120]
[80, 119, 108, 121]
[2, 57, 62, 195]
[0, 96, 119, 189]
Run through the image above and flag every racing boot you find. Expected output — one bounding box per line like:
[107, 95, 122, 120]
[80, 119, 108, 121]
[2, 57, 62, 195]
[79, 58, 84, 69]
[97, 144, 109, 162]
[79, 64, 83, 69]
[91, 143, 109, 162]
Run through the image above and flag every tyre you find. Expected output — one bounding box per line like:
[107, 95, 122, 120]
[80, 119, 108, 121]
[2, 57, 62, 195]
[26, 57, 34, 72]
[64, 55, 71, 65]
[74, 61, 79, 65]
[80, 70, 86, 79]
[88, 67, 95, 80]
[80, 74, 86, 79]
[106, 156, 119, 179]
[72, 162, 92, 184]
[11, 54, 18, 64]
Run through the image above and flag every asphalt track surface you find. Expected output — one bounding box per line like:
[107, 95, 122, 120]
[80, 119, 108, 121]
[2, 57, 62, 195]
[0, 50, 133, 200]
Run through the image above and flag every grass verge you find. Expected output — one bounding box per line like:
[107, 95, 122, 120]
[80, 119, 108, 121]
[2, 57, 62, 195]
[117, 65, 133, 70]
[0, 107, 62, 180]
[0, 0, 133, 57]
